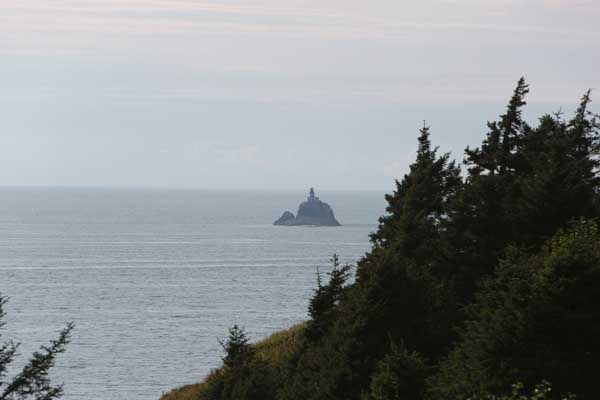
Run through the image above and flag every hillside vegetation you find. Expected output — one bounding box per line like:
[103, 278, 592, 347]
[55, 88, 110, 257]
[160, 324, 305, 400]
[162, 79, 600, 400]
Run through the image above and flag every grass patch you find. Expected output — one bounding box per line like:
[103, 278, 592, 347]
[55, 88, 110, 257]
[160, 323, 305, 400]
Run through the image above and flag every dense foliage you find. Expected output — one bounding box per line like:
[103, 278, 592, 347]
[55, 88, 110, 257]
[0, 295, 74, 400]
[166, 79, 600, 400]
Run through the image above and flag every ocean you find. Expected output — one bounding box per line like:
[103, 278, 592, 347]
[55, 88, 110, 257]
[0, 188, 385, 400]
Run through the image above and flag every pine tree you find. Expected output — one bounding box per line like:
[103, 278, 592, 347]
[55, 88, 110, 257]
[446, 78, 536, 299]
[447, 81, 600, 301]
[464, 77, 529, 176]
[367, 123, 461, 277]
[214, 325, 276, 400]
[299, 125, 464, 400]
[219, 325, 253, 369]
[306, 254, 352, 341]
[362, 343, 428, 400]
[428, 221, 600, 399]
[0, 294, 74, 400]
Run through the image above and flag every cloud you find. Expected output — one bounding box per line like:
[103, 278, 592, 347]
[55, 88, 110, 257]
[3, 0, 598, 44]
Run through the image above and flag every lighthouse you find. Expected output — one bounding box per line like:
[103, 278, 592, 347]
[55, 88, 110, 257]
[308, 187, 319, 202]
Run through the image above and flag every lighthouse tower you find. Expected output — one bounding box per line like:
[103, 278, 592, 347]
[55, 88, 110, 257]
[308, 187, 319, 202]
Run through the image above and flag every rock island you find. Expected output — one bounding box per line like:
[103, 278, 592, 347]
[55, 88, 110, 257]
[274, 188, 341, 226]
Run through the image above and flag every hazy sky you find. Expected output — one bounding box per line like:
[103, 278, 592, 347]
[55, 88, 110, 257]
[1, 0, 599, 190]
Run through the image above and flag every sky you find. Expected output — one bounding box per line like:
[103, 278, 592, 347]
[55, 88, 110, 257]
[1, 0, 599, 190]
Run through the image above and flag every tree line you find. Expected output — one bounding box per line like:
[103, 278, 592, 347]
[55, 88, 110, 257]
[198, 78, 600, 400]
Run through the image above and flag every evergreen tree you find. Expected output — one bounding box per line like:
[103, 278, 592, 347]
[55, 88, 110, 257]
[464, 77, 529, 176]
[306, 254, 352, 341]
[445, 80, 600, 300]
[512, 92, 600, 245]
[214, 325, 276, 400]
[355, 124, 461, 358]
[446, 79, 531, 299]
[428, 220, 600, 399]
[284, 125, 463, 400]
[219, 325, 254, 369]
[361, 344, 428, 400]
[0, 294, 74, 400]
[368, 124, 462, 268]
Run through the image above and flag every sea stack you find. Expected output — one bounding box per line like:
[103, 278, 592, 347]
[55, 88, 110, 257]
[274, 188, 341, 226]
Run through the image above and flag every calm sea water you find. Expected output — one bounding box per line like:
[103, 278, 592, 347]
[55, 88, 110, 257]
[0, 188, 385, 400]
